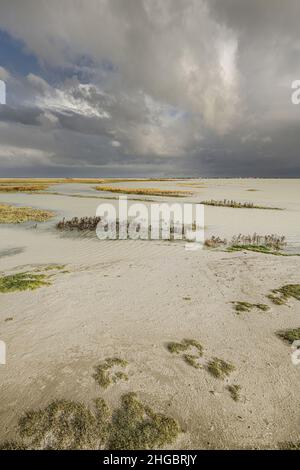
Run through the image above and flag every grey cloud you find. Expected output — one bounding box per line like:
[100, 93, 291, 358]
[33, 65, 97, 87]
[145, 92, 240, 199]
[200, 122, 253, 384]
[0, 1, 300, 175]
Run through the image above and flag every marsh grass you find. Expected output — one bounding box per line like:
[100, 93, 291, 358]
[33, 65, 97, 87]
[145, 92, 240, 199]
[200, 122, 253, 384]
[276, 328, 300, 344]
[227, 384, 241, 401]
[95, 186, 192, 197]
[57, 216, 101, 231]
[0, 393, 180, 450]
[201, 199, 282, 210]
[93, 358, 128, 389]
[0, 272, 51, 293]
[0, 203, 54, 224]
[0, 184, 49, 192]
[207, 357, 235, 379]
[232, 301, 270, 314]
[268, 284, 300, 305]
[205, 233, 287, 254]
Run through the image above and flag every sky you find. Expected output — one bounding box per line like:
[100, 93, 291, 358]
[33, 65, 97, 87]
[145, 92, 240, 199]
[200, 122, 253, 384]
[0, 0, 300, 177]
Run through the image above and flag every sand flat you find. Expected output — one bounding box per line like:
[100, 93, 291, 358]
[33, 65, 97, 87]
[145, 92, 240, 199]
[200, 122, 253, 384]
[0, 179, 300, 449]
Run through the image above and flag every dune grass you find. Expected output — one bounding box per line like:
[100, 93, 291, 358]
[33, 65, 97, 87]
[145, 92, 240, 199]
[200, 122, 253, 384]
[0, 203, 54, 224]
[276, 328, 300, 344]
[0, 393, 180, 450]
[232, 301, 270, 314]
[0, 272, 51, 293]
[201, 199, 282, 210]
[95, 186, 192, 197]
[93, 358, 128, 389]
[267, 284, 300, 305]
[207, 357, 235, 379]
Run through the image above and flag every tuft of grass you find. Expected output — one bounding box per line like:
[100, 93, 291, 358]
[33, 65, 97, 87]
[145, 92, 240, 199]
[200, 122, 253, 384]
[167, 338, 203, 356]
[0, 203, 54, 224]
[108, 392, 180, 450]
[201, 199, 282, 210]
[232, 301, 270, 314]
[93, 358, 128, 389]
[0, 272, 51, 293]
[276, 328, 300, 344]
[95, 186, 191, 197]
[207, 357, 235, 379]
[267, 284, 300, 305]
[227, 384, 241, 401]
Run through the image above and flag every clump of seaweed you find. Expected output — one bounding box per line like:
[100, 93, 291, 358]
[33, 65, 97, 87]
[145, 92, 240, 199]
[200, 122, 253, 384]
[267, 284, 300, 305]
[0, 393, 180, 450]
[227, 384, 241, 401]
[0, 272, 51, 293]
[0, 203, 54, 224]
[207, 357, 235, 379]
[232, 301, 270, 314]
[201, 199, 282, 210]
[93, 358, 128, 389]
[108, 392, 180, 450]
[276, 328, 300, 344]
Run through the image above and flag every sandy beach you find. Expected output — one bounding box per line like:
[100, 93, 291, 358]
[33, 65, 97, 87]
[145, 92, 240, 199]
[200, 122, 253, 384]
[0, 178, 299, 449]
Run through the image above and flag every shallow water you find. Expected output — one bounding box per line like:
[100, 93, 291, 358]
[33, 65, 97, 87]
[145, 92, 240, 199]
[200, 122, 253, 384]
[0, 179, 299, 251]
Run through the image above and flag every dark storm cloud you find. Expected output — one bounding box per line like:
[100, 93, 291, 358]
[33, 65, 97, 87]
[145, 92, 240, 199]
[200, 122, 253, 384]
[0, 0, 300, 176]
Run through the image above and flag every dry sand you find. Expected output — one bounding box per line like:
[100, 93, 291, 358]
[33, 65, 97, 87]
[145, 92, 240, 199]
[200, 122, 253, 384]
[0, 179, 299, 449]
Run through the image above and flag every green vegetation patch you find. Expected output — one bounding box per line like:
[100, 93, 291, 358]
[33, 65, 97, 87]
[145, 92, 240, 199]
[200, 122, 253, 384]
[108, 392, 180, 450]
[93, 358, 128, 389]
[227, 384, 241, 401]
[167, 338, 203, 356]
[276, 328, 300, 344]
[232, 301, 270, 314]
[0, 398, 110, 450]
[167, 339, 203, 369]
[207, 357, 235, 379]
[0, 203, 54, 224]
[0, 393, 180, 450]
[0, 272, 51, 293]
[268, 284, 300, 305]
